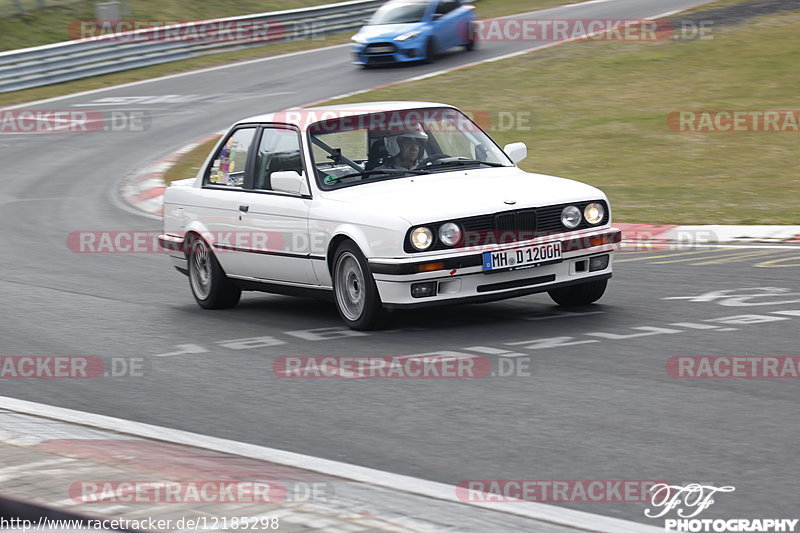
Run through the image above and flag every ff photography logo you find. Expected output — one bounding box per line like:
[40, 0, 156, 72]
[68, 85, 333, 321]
[645, 483, 798, 532]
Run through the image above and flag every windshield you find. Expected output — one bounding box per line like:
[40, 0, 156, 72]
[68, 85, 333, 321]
[369, 2, 428, 25]
[308, 107, 513, 190]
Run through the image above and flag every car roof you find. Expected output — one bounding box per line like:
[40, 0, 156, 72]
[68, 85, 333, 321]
[236, 101, 456, 128]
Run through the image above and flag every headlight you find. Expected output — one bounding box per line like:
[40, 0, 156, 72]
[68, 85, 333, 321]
[351, 34, 366, 44]
[395, 31, 421, 41]
[438, 223, 462, 247]
[584, 202, 605, 225]
[410, 226, 434, 251]
[561, 206, 582, 229]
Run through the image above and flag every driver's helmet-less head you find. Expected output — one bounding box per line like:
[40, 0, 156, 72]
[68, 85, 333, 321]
[384, 127, 428, 158]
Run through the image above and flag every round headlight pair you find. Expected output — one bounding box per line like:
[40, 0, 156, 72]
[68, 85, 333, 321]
[410, 223, 462, 251]
[561, 203, 605, 229]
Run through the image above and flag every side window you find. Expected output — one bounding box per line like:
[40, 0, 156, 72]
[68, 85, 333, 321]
[436, 0, 459, 16]
[254, 126, 303, 191]
[206, 127, 255, 188]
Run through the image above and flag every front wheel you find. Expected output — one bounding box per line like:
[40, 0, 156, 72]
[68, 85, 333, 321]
[332, 241, 384, 330]
[423, 38, 436, 63]
[187, 235, 241, 309]
[548, 279, 608, 307]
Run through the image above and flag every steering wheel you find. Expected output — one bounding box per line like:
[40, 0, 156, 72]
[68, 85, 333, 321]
[419, 153, 452, 167]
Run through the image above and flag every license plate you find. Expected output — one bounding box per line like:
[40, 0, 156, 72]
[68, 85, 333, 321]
[368, 46, 394, 54]
[482, 242, 562, 272]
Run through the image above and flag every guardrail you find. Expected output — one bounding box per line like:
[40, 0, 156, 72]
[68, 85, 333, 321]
[0, 0, 384, 93]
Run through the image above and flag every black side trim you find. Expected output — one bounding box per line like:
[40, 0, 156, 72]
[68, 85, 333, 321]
[477, 274, 556, 293]
[174, 266, 189, 277]
[233, 279, 333, 300]
[213, 243, 323, 261]
[371, 254, 483, 275]
[384, 273, 612, 310]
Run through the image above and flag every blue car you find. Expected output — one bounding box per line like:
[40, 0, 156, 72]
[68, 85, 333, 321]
[352, 0, 476, 67]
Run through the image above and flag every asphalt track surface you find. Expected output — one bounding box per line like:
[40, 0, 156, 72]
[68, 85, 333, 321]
[3, 0, 798, 526]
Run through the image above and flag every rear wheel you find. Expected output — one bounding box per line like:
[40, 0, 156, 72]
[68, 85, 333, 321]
[187, 234, 241, 309]
[464, 22, 476, 51]
[548, 279, 608, 307]
[332, 241, 384, 330]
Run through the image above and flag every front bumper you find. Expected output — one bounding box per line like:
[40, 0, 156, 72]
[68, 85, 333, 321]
[369, 228, 621, 308]
[158, 234, 188, 275]
[352, 40, 425, 65]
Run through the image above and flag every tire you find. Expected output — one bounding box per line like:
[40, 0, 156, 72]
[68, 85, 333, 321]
[464, 22, 476, 51]
[186, 234, 241, 309]
[424, 37, 436, 63]
[332, 241, 385, 330]
[548, 279, 608, 307]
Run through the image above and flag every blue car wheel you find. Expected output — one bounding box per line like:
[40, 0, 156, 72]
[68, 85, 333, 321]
[424, 37, 436, 63]
[464, 22, 476, 51]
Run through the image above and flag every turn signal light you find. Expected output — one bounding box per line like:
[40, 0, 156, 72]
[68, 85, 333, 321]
[418, 262, 446, 273]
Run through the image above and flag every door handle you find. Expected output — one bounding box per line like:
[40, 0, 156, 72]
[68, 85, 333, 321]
[239, 205, 249, 212]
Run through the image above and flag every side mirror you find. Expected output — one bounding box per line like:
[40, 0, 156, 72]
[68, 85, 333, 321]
[503, 142, 527, 164]
[271, 170, 309, 195]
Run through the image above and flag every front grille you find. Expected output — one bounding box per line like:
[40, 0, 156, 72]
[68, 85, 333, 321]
[364, 42, 396, 54]
[495, 212, 516, 233]
[403, 200, 609, 253]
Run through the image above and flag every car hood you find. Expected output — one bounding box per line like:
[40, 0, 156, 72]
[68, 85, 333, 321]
[320, 167, 608, 225]
[356, 22, 425, 41]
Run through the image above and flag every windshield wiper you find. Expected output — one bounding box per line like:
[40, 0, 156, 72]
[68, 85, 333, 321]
[332, 168, 430, 181]
[423, 158, 507, 169]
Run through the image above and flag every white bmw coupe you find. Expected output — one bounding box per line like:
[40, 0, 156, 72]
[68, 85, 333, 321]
[160, 102, 620, 329]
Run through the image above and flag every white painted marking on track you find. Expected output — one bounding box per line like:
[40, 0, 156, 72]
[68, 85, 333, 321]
[670, 322, 737, 332]
[523, 310, 604, 321]
[153, 344, 209, 357]
[463, 346, 525, 357]
[622, 243, 800, 250]
[0, 458, 73, 476]
[0, 395, 663, 533]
